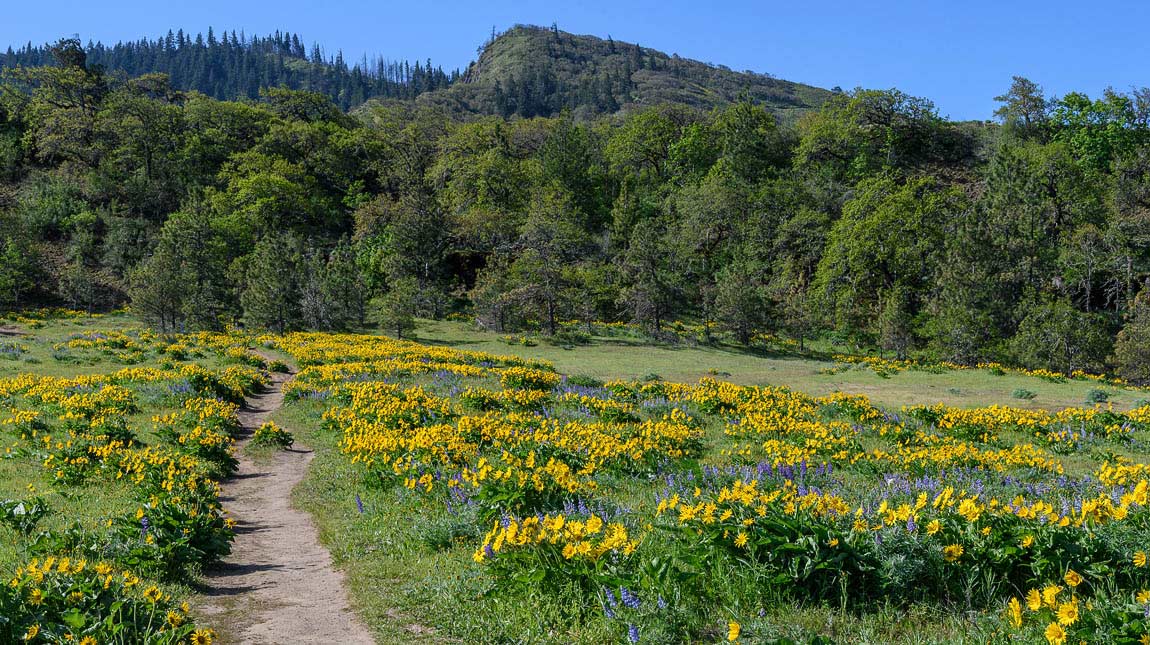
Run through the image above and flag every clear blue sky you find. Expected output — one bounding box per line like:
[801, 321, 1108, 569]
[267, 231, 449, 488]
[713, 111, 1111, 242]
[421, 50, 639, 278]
[3, 0, 1148, 121]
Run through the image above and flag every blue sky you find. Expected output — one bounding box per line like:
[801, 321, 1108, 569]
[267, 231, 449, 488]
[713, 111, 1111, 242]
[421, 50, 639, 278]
[3, 0, 1148, 120]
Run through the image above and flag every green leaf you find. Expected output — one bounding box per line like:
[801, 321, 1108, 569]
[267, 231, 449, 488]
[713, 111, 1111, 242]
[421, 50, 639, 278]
[61, 608, 86, 628]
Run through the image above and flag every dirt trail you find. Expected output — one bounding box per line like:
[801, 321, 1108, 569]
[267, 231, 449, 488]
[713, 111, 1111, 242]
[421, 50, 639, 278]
[197, 365, 375, 644]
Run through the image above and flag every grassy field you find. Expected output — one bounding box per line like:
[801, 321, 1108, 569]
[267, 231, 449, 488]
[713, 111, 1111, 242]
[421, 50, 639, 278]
[0, 313, 270, 642]
[265, 328, 1150, 644]
[411, 319, 1146, 412]
[3, 314, 1149, 643]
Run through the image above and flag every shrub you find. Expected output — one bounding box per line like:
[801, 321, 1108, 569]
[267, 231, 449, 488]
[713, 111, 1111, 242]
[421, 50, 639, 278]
[251, 422, 294, 450]
[0, 557, 208, 643]
[1012, 388, 1037, 400]
[500, 367, 561, 391]
[1086, 388, 1110, 404]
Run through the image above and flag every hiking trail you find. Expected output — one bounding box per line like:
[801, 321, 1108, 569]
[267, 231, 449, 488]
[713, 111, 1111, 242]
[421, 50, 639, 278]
[197, 362, 374, 644]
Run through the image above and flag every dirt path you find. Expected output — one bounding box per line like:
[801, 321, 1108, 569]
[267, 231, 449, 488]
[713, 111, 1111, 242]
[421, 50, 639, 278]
[197, 366, 375, 644]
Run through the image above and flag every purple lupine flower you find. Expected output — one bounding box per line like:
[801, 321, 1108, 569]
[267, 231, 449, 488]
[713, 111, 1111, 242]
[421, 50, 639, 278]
[356, 493, 365, 514]
[604, 588, 618, 608]
[620, 587, 640, 609]
[657, 596, 667, 610]
[628, 625, 640, 643]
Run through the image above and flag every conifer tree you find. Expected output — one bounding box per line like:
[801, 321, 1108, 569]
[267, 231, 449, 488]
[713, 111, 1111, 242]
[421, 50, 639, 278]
[239, 232, 302, 332]
[1114, 285, 1150, 383]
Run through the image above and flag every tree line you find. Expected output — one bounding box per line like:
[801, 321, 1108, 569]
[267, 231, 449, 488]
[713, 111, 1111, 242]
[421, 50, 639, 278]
[1, 31, 455, 110]
[1, 41, 1149, 381]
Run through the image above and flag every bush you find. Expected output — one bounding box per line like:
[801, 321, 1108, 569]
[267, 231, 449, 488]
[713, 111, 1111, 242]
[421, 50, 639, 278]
[1086, 388, 1110, 404]
[549, 329, 591, 346]
[500, 367, 561, 391]
[251, 422, 294, 449]
[1012, 388, 1037, 400]
[0, 556, 209, 643]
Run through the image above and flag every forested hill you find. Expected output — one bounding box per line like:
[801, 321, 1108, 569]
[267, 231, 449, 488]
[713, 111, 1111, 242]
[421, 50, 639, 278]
[413, 25, 836, 119]
[0, 29, 456, 110]
[0, 25, 834, 117]
[4, 25, 1149, 382]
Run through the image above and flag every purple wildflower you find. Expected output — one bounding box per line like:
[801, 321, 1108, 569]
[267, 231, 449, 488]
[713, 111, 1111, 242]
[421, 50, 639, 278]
[604, 588, 618, 608]
[620, 586, 640, 609]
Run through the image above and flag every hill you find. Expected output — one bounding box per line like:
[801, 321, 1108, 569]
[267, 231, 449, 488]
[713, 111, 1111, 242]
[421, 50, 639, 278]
[415, 25, 836, 119]
[1, 25, 834, 117]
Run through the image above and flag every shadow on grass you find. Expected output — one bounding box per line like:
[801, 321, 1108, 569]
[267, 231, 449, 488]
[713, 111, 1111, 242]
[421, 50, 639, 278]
[407, 319, 845, 365]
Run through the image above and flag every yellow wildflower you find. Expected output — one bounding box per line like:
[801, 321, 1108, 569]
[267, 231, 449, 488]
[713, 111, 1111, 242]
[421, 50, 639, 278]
[1007, 597, 1022, 628]
[1044, 622, 1066, 645]
[943, 544, 963, 562]
[1063, 569, 1082, 588]
[1057, 601, 1078, 626]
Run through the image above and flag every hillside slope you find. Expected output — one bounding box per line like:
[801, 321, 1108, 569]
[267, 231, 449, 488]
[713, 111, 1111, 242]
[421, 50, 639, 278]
[417, 25, 837, 118]
[3, 25, 833, 118]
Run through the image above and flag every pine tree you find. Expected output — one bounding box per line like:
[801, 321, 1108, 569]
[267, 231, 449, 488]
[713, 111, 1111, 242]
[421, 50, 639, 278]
[0, 237, 35, 308]
[129, 242, 184, 332]
[239, 233, 302, 332]
[1114, 284, 1150, 383]
[375, 276, 418, 339]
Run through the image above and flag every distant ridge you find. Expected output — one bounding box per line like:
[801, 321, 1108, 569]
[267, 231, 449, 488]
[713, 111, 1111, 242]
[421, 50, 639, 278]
[1, 24, 834, 117]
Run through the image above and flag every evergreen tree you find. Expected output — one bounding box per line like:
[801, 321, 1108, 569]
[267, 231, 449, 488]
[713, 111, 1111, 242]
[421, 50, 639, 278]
[1011, 297, 1111, 375]
[713, 261, 771, 344]
[1114, 284, 1150, 382]
[878, 286, 914, 360]
[375, 276, 418, 339]
[128, 239, 185, 332]
[239, 232, 302, 332]
[618, 218, 679, 332]
[0, 237, 35, 308]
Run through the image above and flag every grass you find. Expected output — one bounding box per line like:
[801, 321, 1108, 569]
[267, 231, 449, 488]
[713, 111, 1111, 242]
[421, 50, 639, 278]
[410, 319, 1142, 411]
[282, 400, 1002, 644]
[0, 316, 166, 576]
[0, 313, 259, 619]
[275, 327, 1145, 643]
[2, 314, 1145, 643]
